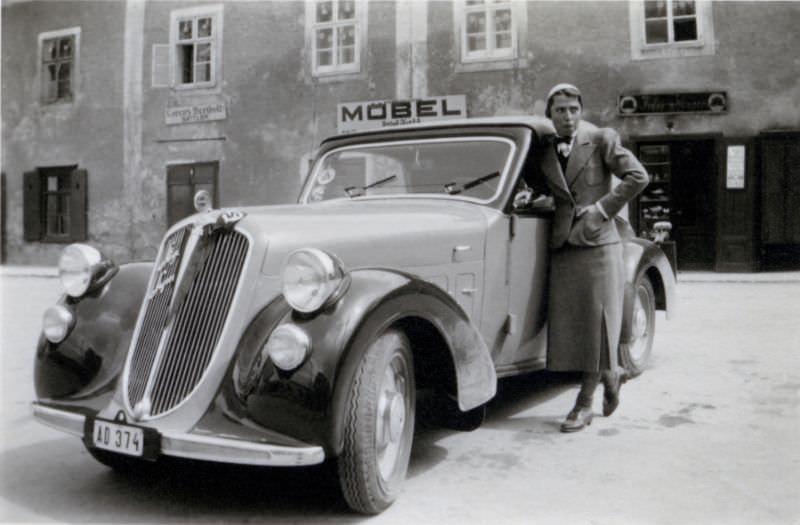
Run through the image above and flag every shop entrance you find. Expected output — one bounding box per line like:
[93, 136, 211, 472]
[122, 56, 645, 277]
[635, 138, 717, 270]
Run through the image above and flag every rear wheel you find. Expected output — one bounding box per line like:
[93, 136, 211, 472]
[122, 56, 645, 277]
[619, 275, 656, 377]
[338, 329, 415, 514]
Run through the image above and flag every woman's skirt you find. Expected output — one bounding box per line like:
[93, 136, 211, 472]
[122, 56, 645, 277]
[546, 242, 624, 373]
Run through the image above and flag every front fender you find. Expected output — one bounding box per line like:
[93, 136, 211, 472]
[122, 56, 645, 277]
[225, 268, 496, 456]
[34, 262, 153, 407]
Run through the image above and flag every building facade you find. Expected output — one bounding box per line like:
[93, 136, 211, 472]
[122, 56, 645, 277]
[2, 0, 799, 271]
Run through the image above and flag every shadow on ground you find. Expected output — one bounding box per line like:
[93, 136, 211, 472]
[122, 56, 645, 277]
[1, 371, 577, 522]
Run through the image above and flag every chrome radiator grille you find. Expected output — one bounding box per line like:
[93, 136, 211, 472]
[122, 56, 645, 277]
[126, 227, 248, 417]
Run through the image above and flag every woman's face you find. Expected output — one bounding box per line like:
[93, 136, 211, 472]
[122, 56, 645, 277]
[550, 94, 583, 137]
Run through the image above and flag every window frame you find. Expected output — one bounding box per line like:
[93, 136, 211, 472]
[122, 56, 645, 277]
[452, 0, 527, 72]
[460, 0, 517, 63]
[642, 0, 700, 47]
[37, 27, 81, 106]
[169, 4, 224, 91]
[306, 0, 367, 78]
[629, 0, 715, 60]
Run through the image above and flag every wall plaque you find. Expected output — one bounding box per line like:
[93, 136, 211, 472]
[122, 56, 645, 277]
[166, 102, 227, 125]
[618, 92, 727, 116]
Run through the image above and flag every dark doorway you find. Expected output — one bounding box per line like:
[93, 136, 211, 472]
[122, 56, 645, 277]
[760, 131, 800, 270]
[166, 162, 218, 227]
[635, 139, 717, 270]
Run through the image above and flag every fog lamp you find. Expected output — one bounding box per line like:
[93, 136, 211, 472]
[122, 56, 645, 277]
[281, 248, 347, 314]
[43, 305, 75, 343]
[264, 325, 311, 371]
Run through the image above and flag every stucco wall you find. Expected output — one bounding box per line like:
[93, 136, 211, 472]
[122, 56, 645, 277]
[132, 0, 397, 260]
[2, 0, 798, 266]
[427, 1, 800, 140]
[2, 1, 127, 264]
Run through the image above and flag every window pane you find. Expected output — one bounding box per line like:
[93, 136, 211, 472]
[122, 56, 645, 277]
[196, 43, 211, 62]
[198, 17, 212, 37]
[57, 79, 71, 99]
[47, 176, 59, 192]
[316, 1, 333, 23]
[645, 19, 668, 43]
[644, 0, 667, 19]
[467, 12, 486, 33]
[316, 28, 333, 49]
[495, 32, 512, 49]
[339, 46, 355, 65]
[57, 62, 71, 82]
[179, 44, 194, 83]
[45, 39, 57, 60]
[673, 0, 695, 16]
[466, 0, 484, 5]
[59, 37, 72, 58]
[674, 18, 698, 41]
[47, 64, 57, 82]
[468, 35, 486, 52]
[338, 25, 356, 47]
[317, 49, 333, 66]
[179, 20, 193, 40]
[194, 63, 210, 82]
[338, 0, 355, 20]
[494, 9, 512, 32]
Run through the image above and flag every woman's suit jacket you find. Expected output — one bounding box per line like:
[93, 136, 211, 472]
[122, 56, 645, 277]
[540, 120, 649, 248]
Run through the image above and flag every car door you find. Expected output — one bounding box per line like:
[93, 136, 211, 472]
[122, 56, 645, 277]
[491, 205, 551, 375]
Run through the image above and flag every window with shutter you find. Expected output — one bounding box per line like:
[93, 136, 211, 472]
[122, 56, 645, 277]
[22, 166, 87, 243]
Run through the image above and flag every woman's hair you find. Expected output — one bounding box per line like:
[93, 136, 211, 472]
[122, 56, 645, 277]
[545, 83, 583, 118]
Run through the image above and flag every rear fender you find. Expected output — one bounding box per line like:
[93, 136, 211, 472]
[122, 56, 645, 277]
[34, 262, 153, 405]
[621, 239, 677, 342]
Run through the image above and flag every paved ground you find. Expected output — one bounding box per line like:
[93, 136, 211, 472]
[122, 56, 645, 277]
[1, 271, 799, 524]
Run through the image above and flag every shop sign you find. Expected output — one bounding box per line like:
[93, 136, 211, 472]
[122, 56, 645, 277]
[618, 92, 727, 116]
[337, 95, 467, 134]
[166, 103, 227, 125]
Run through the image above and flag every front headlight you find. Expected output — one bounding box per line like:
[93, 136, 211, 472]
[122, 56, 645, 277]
[58, 243, 115, 297]
[281, 248, 347, 314]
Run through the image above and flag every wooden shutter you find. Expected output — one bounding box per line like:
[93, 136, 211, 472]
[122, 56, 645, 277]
[69, 168, 88, 241]
[23, 170, 42, 241]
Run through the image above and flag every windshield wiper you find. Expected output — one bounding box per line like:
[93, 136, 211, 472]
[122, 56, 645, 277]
[344, 174, 397, 198]
[444, 171, 500, 195]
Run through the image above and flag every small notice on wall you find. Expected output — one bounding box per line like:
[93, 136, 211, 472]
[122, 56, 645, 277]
[726, 145, 746, 189]
[166, 103, 227, 125]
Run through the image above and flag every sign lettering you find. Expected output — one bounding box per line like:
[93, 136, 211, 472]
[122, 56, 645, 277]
[338, 95, 467, 134]
[618, 92, 727, 116]
[166, 103, 227, 125]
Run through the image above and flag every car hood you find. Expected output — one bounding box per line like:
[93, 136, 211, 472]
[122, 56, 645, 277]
[234, 198, 493, 275]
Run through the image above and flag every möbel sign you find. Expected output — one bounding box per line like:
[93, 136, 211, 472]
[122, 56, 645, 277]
[338, 95, 467, 134]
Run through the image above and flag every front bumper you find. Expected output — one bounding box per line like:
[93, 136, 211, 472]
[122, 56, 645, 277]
[32, 402, 325, 467]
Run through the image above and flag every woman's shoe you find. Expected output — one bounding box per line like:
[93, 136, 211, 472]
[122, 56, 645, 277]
[560, 406, 593, 432]
[603, 372, 627, 416]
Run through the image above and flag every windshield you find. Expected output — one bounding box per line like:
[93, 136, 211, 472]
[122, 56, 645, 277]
[302, 137, 515, 203]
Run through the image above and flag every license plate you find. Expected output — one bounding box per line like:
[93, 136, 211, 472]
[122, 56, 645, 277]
[91, 420, 145, 457]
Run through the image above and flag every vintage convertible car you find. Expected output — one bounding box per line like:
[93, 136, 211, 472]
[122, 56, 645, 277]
[33, 116, 675, 514]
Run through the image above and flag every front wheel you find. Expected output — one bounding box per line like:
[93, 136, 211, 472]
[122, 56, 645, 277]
[338, 329, 415, 514]
[619, 275, 656, 377]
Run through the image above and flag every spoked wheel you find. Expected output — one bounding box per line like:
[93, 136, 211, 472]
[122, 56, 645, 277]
[620, 275, 656, 377]
[338, 329, 415, 514]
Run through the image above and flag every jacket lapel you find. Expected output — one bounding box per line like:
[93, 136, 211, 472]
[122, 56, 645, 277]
[542, 136, 572, 201]
[565, 127, 596, 188]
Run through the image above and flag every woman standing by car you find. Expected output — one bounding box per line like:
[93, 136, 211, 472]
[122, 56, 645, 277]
[537, 83, 649, 432]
